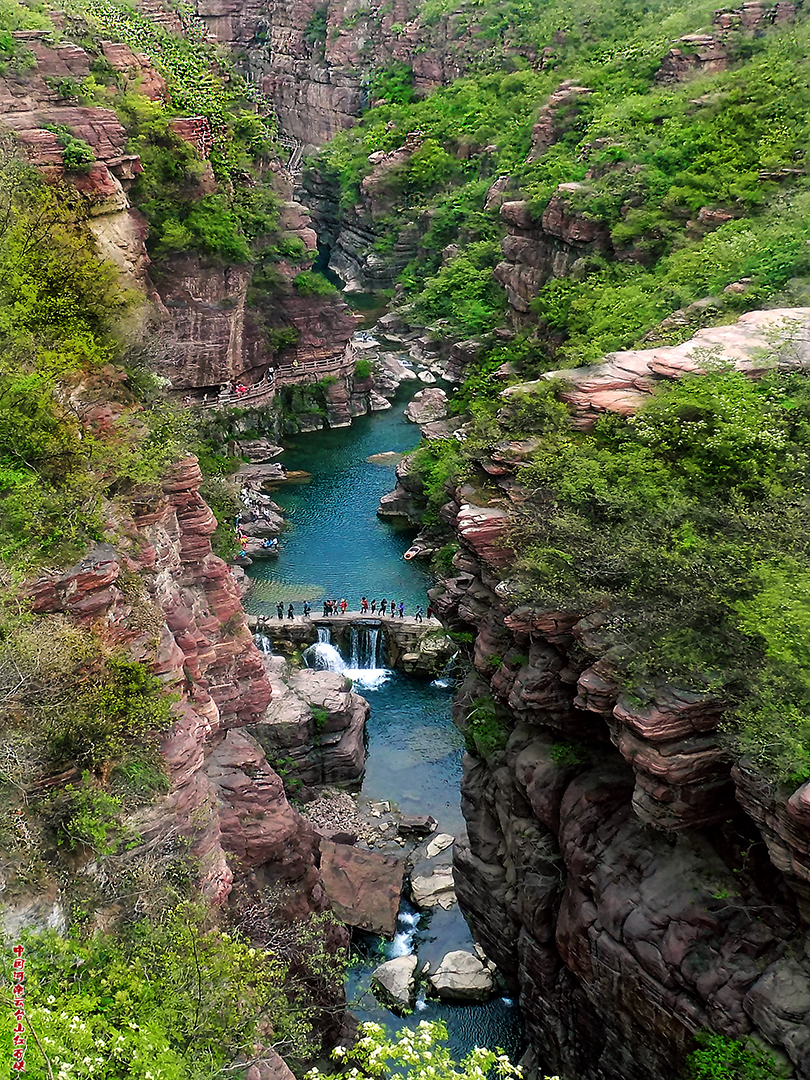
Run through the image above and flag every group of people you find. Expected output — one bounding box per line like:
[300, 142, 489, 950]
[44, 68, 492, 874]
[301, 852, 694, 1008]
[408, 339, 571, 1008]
[273, 602, 311, 620]
[234, 488, 284, 557]
[264, 598, 437, 620]
[218, 380, 251, 401]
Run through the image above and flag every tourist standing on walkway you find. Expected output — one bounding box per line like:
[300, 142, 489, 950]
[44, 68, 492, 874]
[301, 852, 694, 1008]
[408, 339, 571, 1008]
[380, 599, 387, 615]
[340, 598, 348, 613]
[371, 599, 377, 614]
[415, 606, 423, 623]
[277, 602, 284, 619]
[287, 604, 294, 619]
[361, 597, 369, 613]
[398, 601, 404, 618]
[426, 603, 435, 619]
[323, 600, 329, 616]
[303, 602, 311, 617]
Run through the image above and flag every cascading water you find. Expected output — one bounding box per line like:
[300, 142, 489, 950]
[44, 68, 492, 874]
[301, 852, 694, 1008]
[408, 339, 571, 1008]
[253, 633, 273, 654]
[387, 906, 421, 959]
[302, 623, 389, 685]
[346, 623, 389, 689]
[349, 625, 385, 670]
[303, 627, 347, 672]
[431, 650, 460, 689]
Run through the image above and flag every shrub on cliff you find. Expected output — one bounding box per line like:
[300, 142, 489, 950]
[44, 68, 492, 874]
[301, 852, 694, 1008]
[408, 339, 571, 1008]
[294, 270, 339, 296]
[684, 1030, 782, 1080]
[308, 1020, 522, 1080]
[409, 240, 506, 335]
[0, 613, 175, 779]
[0, 904, 346, 1078]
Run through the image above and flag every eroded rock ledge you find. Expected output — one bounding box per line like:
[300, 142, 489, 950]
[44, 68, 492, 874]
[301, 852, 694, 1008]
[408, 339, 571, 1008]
[437, 539, 810, 1080]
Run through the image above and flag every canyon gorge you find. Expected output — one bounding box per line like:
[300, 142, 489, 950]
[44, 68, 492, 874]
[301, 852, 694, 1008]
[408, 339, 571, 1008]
[3, 0, 810, 1078]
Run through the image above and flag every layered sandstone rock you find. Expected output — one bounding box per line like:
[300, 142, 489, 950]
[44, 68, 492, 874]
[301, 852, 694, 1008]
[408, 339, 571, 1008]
[438, 556, 810, 1079]
[189, 0, 520, 146]
[0, 35, 358, 402]
[499, 307, 810, 430]
[319, 839, 404, 935]
[252, 667, 369, 790]
[494, 196, 611, 317]
[29, 457, 323, 914]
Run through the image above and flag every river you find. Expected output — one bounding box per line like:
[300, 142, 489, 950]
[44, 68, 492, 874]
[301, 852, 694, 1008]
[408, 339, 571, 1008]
[246, 387, 524, 1063]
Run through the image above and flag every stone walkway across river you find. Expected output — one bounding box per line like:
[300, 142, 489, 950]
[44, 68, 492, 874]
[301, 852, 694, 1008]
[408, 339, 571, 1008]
[247, 613, 455, 674]
[247, 613, 439, 633]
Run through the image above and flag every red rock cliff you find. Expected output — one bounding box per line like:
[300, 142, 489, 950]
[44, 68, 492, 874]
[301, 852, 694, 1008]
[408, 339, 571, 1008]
[29, 457, 325, 914]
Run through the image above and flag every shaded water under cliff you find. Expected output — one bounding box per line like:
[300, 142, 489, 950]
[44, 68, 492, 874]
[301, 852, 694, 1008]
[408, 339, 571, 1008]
[247, 399, 524, 1061]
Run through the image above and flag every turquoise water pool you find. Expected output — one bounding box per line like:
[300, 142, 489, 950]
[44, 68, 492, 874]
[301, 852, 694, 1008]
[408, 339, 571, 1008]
[246, 393, 524, 1062]
[246, 389, 431, 616]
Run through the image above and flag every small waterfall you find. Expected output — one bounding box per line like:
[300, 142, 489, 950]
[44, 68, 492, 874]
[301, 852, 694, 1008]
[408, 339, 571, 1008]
[387, 908, 421, 959]
[302, 641, 346, 672]
[253, 633, 273, 654]
[430, 650, 459, 689]
[317, 626, 332, 644]
[347, 624, 389, 689]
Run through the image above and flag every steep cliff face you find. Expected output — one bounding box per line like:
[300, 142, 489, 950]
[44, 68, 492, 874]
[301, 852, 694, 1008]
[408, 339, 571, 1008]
[0, 33, 358, 402]
[28, 457, 327, 918]
[302, 131, 427, 291]
[411, 316, 810, 1080]
[494, 196, 612, 319]
[436, 508, 810, 1080]
[189, 0, 506, 146]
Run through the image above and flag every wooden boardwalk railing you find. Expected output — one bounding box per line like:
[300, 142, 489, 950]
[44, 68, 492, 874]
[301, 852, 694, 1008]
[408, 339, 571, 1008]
[192, 357, 355, 409]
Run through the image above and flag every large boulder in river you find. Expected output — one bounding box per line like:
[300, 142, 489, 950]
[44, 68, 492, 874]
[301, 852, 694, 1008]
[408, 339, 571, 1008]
[410, 861, 456, 909]
[427, 949, 494, 1002]
[405, 387, 447, 425]
[371, 954, 418, 1013]
[319, 840, 404, 935]
[250, 669, 368, 788]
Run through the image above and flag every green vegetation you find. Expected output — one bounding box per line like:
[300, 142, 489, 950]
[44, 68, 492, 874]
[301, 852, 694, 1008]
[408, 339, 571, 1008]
[294, 270, 339, 296]
[311, 0, 810, 346]
[44, 772, 132, 854]
[308, 1019, 523, 1080]
[463, 696, 510, 758]
[0, 612, 175, 776]
[422, 360, 810, 785]
[0, 155, 193, 566]
[0, 0, 50, 70]
[410, 440, 466, 524]
[0, 904, 347, 1079]
[304, 7, 328, 49]
[550, 741, 588, 768]
[370, 61, 416, 105]
[683, 1031, 782, 1080]
[354, 356, 373, 379]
